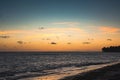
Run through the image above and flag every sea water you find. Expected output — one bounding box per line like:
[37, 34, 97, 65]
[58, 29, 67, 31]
[0, 52, 120, 80]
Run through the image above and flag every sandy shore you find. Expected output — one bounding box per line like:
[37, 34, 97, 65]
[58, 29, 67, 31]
[60, 62, 120, 80]
[19, 62, 120, 80]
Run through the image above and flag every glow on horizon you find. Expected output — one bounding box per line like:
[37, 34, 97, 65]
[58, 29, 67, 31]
[0, 23, 120, 51]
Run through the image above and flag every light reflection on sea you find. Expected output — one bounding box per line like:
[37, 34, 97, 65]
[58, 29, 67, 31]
[0, 52, 120, 80]
[19, 62, 119, 80]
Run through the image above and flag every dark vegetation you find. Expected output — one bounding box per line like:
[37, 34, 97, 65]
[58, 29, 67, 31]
[102, 46, 120, 52]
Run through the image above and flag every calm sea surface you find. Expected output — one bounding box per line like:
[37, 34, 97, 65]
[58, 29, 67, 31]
[0, 52, 120, 80]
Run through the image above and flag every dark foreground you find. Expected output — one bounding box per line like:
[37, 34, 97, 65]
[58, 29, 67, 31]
[60, 63, 120, 80]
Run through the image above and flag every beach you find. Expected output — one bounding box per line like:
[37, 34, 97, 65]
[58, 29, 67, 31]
[60, 62, 120, 80]
[19, 62, 120, 80]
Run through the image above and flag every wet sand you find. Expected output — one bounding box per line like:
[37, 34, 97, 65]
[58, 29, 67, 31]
[60, 62, 120, 80]
[19, 62, 120, 80]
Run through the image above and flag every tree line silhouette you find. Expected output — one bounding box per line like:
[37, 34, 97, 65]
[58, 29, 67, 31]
[102, 46, 120, 52]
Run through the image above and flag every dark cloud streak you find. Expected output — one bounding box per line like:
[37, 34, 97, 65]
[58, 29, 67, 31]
[38, 27, 44, 30]
[0, 35, 10, 38]
[107, 39, 112, 41]
[51, 42, 57, 45]
[83, 42, 91, 44]
[17, 41, 24, 44]
[67, 42, 71, 44]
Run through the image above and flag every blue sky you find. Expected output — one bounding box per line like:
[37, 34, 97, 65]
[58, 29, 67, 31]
[0, 0, 120, 30]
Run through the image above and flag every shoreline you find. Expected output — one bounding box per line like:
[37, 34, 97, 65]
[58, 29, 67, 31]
[60, 62, 120, 80]
[19, 62, 119, 80]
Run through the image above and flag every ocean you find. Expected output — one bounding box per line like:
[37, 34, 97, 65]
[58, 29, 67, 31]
[0, 52, 120, 80]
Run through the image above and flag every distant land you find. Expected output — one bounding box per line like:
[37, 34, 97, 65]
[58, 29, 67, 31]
[102, 46, 120, 52]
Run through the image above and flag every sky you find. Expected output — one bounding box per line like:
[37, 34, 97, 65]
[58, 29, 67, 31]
[0, 0, 120, 51]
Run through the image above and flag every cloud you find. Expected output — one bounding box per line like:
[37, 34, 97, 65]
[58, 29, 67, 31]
[0, 30, 22, 34]
[67, 42, 71, 44]
[107, 39, 112, 41]
[52, 22, 80, 27]
[3, 45, 7, 47]
[83, 42, 91, 44]
[42, 38, 51, 40]
[88, 38, 94, 40]
[0, 35, 10, 38]
[68, 35, 71, 37]
[50, 42, 57, 45]
[38, 27, 44, 30]
[46, 38, 50, 40]
[99, 26, 120, 33]
[17, 41, 24, 44]
[43, 27, 84, 34]
[56, 36, 59, 39]
[53, 22, 79, 25]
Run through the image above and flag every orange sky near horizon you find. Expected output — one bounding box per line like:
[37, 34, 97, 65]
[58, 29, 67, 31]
[0, 26, 120, 52]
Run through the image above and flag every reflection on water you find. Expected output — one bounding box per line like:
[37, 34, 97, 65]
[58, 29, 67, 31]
[0, 52, 120, 80]
[20, 62, 119, 80]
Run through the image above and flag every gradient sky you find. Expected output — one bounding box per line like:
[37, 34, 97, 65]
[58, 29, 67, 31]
[0, 0, 120, 51]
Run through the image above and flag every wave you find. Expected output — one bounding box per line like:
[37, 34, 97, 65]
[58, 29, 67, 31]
[0, 62, 111, 80]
